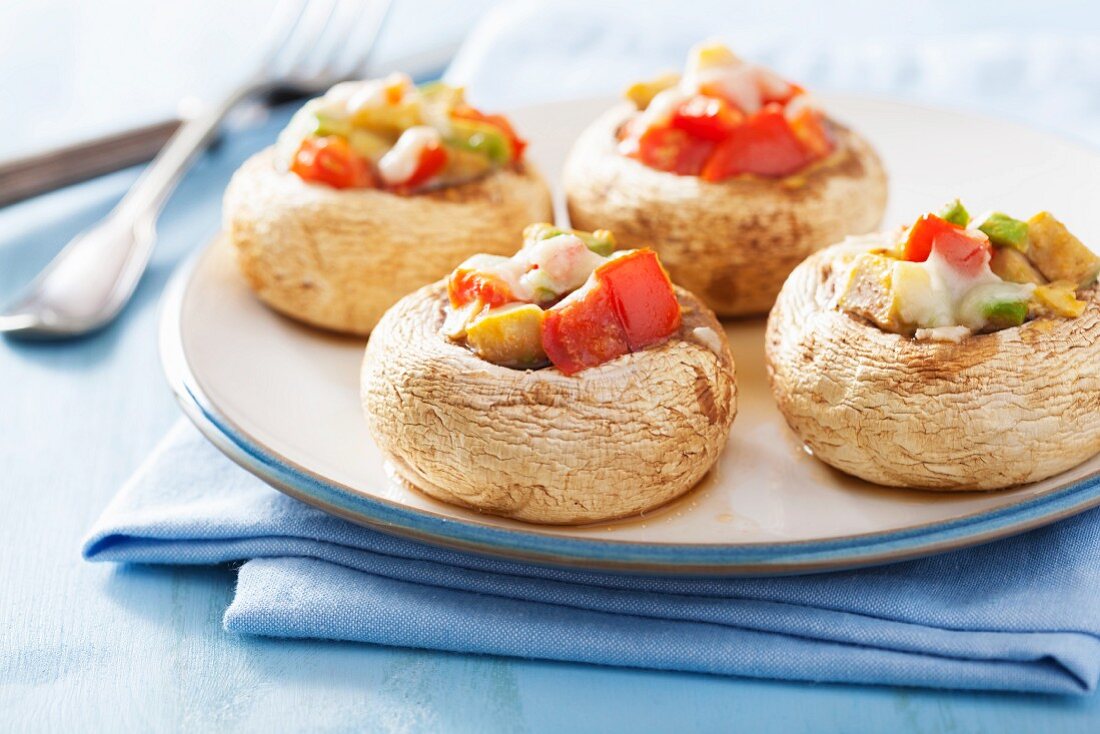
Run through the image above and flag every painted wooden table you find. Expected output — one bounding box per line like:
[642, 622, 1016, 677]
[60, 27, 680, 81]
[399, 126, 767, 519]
[4, 1, 1100, 727]
[1, 111, 1100, 734]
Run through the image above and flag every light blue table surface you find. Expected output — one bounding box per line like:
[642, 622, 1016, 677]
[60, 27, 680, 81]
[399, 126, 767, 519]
[4, 2, 1100, 731]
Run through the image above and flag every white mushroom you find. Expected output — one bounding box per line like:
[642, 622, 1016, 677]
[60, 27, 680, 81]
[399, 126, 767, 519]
[563, 104, 888, 317]
[765, 241, 1100, 490]
[361, 283, 737, 524]
[223, 148, 553, 335]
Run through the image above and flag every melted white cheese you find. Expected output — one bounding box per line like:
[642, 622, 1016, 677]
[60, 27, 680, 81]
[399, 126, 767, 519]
[914, 326, 971, 343]
[344, 72, 413, 115]
[517, 234, 605, 300]
[377, 126, 441, 185]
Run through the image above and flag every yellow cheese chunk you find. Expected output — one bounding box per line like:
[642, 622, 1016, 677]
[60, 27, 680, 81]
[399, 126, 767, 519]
[838, 254, 903, 332]
[990, 247, 1045, 285]
[1032, 281, 1087, 319]
[1026, 212, 1100, 288]
[465, 304, 547, 368]
[624, 73, 681, 110]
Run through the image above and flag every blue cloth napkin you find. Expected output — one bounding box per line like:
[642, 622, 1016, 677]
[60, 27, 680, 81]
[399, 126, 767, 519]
[84, 421, 1100, 695]
[84, 1, 1100, 695]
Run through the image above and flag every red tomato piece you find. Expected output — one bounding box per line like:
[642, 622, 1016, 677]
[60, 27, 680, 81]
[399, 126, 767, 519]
[788, 107, 834, 159]
[403, 142, 448, 189]
[633, 126, 716, 176]
[448, 268, 515, 310]
[700, 109, 811, 180]
[902, 214, 993, 275]
[901, 214, 946, 262]
[595, 250, 681, 350]
[932, 226, 993, 277]
[541, 284, 630, 376]
[452, 106, 528, 161]
[670, 95, 743, 141]
[291, 136, 374, 189]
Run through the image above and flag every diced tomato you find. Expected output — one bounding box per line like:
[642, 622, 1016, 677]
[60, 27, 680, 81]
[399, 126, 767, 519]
[540, 249, 682, 374]
[594, 250, 681, 350]
[769, 82, 805, 106]
[902, 214, 993, 276]
[384, 84, 405, 105]
[933, 226, 993, 277]
[291, 136, 375, 189]
[448, 268, 515, 310]
[788, 107, 833, 159]
[403, 142, 448, 189]
[633, 126, 716, 176]
[541, 284, 630, 376]
[452, 105, 527, 161]
[670, 95, 743, 141]
[700, 108, 811, 180]
[901, 214, 945, 262]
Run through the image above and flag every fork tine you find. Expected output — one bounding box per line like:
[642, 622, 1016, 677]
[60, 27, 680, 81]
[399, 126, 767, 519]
[335, 0, 394, 82]
[270, 0, 340, 82]
[297, 0, 367, 84]
[254, 0, 313, 74]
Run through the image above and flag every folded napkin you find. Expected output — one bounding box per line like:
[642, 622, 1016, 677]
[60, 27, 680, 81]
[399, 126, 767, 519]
[447, 1, 1100, 146]
[84, 421, 1100, 695]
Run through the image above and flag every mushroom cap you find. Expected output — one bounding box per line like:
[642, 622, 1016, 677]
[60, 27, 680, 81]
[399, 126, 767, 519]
[360, 282, 737, 524]
[563, 104, 888, 317]
[765, 241, 1100, 490]
[223, 148, 554, 335]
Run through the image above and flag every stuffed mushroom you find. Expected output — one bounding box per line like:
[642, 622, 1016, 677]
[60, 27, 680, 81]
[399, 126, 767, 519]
[361, 224, 737, 524]
[766, 202, 1100, 489]
[565, 41, 888, 317]
[224, 74, 553, 335]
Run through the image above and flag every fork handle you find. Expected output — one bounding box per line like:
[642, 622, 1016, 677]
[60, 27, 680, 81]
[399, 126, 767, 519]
[115, 84, 259, 219]
[0, 83, 266, 337]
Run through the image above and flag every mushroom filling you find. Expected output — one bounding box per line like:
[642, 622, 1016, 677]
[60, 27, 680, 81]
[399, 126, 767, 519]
[275, 74, 526, 192]
[617, 41, 835, 180]
[444, 224, 683, 374]
[838, 202, 1100, 341]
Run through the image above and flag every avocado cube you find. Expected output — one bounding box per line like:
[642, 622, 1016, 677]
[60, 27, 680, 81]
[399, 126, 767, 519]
[978, 212, 1029, 252]
[524, 224, 617, 257]
[982, 299, 1028, 329]
[523, 223, 564, 243]
[447, 119, 511, 164]
[940, 199, 970, 227]
[577, 229, 617, 256]
[1026, 212, 1100, 288]
[990, 247, 1044, 285]
[347, 129, 390, 161]
[314, 110, 352, 138]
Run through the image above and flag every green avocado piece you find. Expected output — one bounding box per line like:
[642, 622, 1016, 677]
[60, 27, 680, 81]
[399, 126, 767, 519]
[346, 129, 390, 161]
[982, 298, 1028, 329]
[939, 199, 970, 227]
[577, 231, 616, 256]
[313, 110, 352, 138]
[524, 223, 564, 242]
[447, 119, 511, 164]
[522, 223, 616, 256]
[979, 212, 1029, 252]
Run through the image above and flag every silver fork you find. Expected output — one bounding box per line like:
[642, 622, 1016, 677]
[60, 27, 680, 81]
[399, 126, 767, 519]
[0, 0, 392, 339]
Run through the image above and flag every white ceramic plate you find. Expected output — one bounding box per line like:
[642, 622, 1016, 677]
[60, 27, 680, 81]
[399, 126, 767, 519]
[161, 95, 1100, 574]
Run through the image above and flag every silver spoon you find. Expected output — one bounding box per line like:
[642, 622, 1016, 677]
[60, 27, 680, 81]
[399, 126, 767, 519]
[0, 0, 392, 339]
